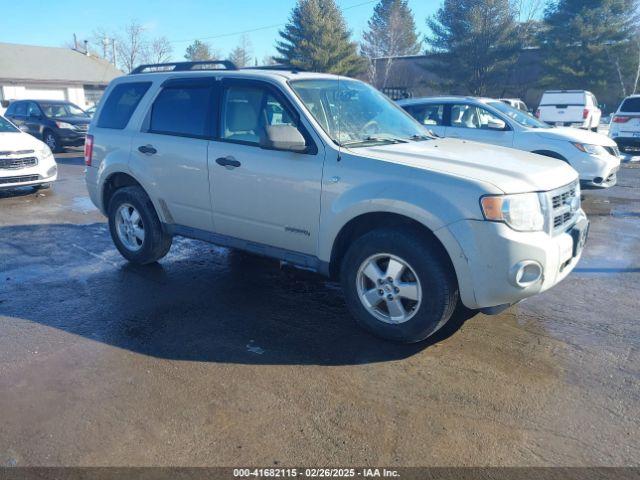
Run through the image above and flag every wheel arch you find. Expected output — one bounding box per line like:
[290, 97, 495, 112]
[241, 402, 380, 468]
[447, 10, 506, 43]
[328, 212, 457, 284]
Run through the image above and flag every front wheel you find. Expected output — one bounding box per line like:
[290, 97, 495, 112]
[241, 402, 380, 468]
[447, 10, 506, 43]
[43, 130, 62, 153]
[340, 227, 459, 343]
[108, 186, 172, 264]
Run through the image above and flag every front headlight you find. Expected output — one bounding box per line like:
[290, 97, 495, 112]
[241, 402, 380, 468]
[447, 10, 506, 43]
[481, 192, 545, 232]
[572, 142, 607, 156]
[55, 121, 75, 129]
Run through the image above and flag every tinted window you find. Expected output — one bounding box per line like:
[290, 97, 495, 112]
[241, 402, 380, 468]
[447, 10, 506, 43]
[40, 102, 88, 118]
[405, 104, 444, 126]
[27, 102, 41, 117]
[97, 82, 151, 129]
[620, 97, 640, 113]
[13, 102, 27, 116]
[221, 85, 298, 145]
[150, 86, 211, 137]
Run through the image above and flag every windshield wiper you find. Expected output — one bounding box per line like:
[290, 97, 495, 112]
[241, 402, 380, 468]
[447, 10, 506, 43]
[408, 134, 432, 141]
[341, 135, 409, 147]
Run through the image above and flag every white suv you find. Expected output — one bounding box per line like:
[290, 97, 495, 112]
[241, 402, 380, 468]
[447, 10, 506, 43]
[0, 114, 57, 190]
[609, 94, 640, 155]
[85, 61, 589, 343]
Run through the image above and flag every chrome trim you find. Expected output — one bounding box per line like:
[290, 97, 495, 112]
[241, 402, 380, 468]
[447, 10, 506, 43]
[544, 180, 580, 236]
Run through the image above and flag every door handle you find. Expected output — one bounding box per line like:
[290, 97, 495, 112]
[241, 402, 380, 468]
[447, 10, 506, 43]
[138, 144, 157, 155]
[216, 156, 241, 169]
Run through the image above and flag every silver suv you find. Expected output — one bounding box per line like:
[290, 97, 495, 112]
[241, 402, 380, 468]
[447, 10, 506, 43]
[85, 61, 589, 343]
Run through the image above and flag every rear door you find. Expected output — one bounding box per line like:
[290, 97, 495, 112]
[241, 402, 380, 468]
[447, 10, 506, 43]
[445, 103, 514, 147]
[25, 102, 44, 137]
[402, 103, 447, 137]
[208, 78, 324, 255]
[130, 77, 215, 232]
[6, 101, 27, 127]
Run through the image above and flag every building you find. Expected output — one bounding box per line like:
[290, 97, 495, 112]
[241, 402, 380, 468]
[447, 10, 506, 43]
[0, 42, 122, 111]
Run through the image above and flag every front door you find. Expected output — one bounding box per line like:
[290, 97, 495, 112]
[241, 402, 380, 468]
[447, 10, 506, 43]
[208, 79, 324, 256]
[129, 78, 215, 232]
[446, 103, 514, 147]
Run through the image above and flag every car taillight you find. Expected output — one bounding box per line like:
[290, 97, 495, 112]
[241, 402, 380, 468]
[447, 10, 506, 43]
[583, 108, 589, 119]
[535, 109, 540, 118]
[84, 134, 94, 166]
[612, 115, 631, 123]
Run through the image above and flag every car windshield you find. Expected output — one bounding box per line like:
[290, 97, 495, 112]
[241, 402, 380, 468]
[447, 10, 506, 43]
[0, 116, 19, 133]
[487, 101, 550, 129]
[290, 79, 431, 147]
[40, 102, 89, 118]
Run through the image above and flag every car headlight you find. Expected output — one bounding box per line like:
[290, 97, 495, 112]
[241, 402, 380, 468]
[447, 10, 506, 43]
[55, 121, 75, 129]
[572, 142, 607, 156]
[481, 192, 545, 232]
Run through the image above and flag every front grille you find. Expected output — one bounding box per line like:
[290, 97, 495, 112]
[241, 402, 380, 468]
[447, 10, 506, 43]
[0, 157, 38, 170]
[0, 175, 40, 185]
[75, 124, 89, 131]
[547, 181, 580, 234]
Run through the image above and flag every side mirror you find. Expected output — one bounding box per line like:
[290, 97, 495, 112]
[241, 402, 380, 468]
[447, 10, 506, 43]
[260, 125, 307, 152]
[487, 118, 507, 130]
[18, 125, 29, 133]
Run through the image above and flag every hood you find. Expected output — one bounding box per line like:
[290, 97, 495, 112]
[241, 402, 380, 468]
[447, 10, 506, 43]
[0, 131, 47, 153]
[533, 127, 616, 146]
[352, 138, 577, 194]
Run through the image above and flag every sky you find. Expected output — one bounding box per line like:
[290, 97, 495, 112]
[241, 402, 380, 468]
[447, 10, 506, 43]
[0, 0, 442, 63]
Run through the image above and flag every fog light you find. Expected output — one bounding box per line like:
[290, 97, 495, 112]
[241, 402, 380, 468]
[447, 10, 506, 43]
[47, 165, 57, 177]
[510, 260, 543, 288]
[593, 176, 603, 184]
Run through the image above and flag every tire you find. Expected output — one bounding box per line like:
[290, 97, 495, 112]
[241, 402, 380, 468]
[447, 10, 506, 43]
[340, 227, 459, 343]
[108, 186, 172, 264]
[591, 126, 599, 133]
[43, 130, 63, 153]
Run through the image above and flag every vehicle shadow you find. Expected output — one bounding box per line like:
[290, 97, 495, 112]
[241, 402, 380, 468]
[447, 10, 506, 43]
[0, 186, 42, 199]
[0, 223, 472, 366]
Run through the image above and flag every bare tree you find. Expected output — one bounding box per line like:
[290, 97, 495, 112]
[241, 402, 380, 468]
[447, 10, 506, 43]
[147, 36, 173, 64]
[228, 35, 253, 68]
[116, 20, 149, 73]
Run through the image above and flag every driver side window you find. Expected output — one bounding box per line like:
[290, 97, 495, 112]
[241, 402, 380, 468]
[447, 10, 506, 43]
[27, 103, 41, 117]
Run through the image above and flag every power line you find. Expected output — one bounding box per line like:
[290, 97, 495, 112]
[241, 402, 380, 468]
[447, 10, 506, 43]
[168, 0, 377, 44]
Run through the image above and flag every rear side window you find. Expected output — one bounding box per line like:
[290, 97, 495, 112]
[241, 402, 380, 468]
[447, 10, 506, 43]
[97, 82, 151, 129]
[11, 102, 27, 116]
[150, 86, 212, 138]
[620, 97, 640, 113]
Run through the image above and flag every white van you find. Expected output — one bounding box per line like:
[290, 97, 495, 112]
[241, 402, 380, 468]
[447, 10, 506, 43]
[536, 90, 601, 131]
[609, 94, 640, 155]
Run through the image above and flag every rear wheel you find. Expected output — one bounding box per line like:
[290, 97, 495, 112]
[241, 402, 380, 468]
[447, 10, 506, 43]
[340, 227, 459, 343]
[108, 186, 172, 264]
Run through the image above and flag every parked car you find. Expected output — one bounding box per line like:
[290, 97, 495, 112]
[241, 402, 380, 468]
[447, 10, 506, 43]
[535, 90, 601, 131]
[398, 96, 620, 188]
[86, 61, 589, 343]
[609, 94, 640, 155]
[0, 114, 57, 190]
[500, 98, 528, 112]
[85, 105, 97, 117]
[4, 100, 91, 152]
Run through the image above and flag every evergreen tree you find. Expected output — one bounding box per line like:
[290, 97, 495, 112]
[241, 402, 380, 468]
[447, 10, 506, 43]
[542, 0, 640, 97]
[184, 40, 215, 61]
[362, 0, 421, 87]
[275, 0, 366, 75]
[426, 0, 520, 96]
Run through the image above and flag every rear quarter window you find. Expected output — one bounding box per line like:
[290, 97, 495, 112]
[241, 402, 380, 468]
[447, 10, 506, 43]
[620, 98, 640, 113]
[97, 82, 151, 129]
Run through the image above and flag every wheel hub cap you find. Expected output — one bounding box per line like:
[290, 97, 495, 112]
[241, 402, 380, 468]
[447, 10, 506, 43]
[356, 253, 422, 324]
[115, 203, 144, 252]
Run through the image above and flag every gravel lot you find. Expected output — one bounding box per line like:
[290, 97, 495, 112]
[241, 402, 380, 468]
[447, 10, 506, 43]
[0, 149, 639, 466]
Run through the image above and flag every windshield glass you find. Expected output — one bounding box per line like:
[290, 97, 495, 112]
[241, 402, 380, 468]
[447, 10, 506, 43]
[40, 102, 89, 118]
[0, 116, 19, 133]
[488, 101, 550, 129]
[290, 79, 431, 147]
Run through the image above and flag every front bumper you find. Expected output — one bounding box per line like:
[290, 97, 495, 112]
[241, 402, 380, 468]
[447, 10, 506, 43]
[0, 157, 58, 189]
[437, 210, 588, 310]
[569, 152, 620, 188]
[58, 129, 87, 146]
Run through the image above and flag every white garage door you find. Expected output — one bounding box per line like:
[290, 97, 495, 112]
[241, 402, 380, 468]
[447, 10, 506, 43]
[24, 87, 66, 101]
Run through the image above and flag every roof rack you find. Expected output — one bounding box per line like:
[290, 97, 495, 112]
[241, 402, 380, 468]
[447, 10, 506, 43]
[130, 60, 237, 74]
[245, 64, 305, 73]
